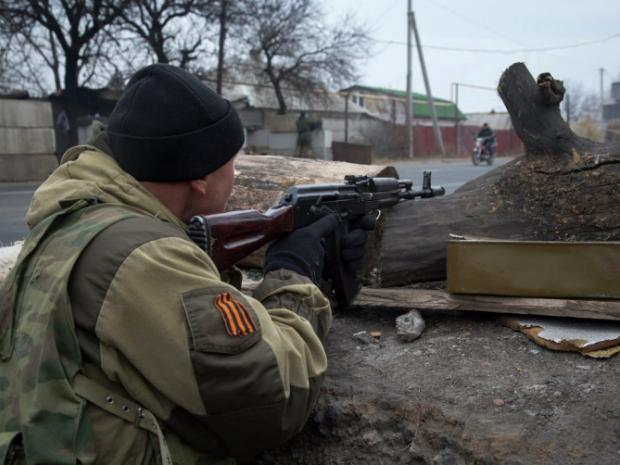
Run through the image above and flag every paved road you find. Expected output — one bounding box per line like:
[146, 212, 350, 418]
[392, 156, 511, 195]
[0, 183, 40, 246]
[0, 157, 512, 245]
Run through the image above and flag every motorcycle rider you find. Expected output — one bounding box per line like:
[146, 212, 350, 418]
[477, 123, 496, 156]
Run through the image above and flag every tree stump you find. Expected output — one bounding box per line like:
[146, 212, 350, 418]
[378, 62, 620, 286]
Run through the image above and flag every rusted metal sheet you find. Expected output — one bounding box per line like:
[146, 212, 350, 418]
[447, 237, 620, 299]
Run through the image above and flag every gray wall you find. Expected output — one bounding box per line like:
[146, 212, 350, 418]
[0, 99, 58, 182]
[246, 128, 333, 160]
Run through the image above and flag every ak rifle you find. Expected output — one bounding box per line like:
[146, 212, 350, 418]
[188, 172, 445, 307]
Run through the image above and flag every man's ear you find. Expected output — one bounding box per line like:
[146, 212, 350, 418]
[189, 176, 209, 195]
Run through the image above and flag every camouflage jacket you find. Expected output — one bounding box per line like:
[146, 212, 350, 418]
[0, 145, 332, 464]
[295, 115, 321, 146]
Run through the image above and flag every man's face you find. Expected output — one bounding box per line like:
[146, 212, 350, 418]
[185, 156, 236, 219]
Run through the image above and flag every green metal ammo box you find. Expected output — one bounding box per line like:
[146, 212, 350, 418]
[446, 236, 620, 299]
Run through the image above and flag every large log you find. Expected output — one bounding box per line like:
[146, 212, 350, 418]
[378, 63, 620, 286]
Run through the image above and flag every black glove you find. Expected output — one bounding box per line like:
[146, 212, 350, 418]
[340, 213, 377, 272]
[264, 214, 339, 284]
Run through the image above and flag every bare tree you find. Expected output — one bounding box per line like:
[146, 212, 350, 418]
[0, 11, 60, 93]
[0, 0, 130, 144]
[563, 82, 603, 141]
[241, 0, 370, 114]
[204, 0, 251, 94]
[112, 0, 212, 70]
[214, 0, 229, 94]
[563, 82, 599, 122]
[0, 17, 14, 93]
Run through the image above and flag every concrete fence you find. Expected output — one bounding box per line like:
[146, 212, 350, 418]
[0, 99, 58, 182]
[246, 128, 333, 160]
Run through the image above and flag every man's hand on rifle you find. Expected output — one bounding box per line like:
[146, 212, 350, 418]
[341, 214, 376, 271]
[264, 214, 339, 284]
[264, 212, 376, 299]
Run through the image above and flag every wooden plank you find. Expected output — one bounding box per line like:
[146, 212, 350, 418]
[355, 287, 620, 321]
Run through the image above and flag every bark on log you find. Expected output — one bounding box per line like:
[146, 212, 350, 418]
[378, 62, 620, 286]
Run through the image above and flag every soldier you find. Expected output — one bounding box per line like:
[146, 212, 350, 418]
[294, 111, 321, 158]
[0, 64, 369, 464]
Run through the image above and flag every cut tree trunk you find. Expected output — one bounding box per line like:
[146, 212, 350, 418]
[378, 62, 620, 286]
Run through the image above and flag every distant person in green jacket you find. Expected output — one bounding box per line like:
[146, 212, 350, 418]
[295, 111, 321, 158]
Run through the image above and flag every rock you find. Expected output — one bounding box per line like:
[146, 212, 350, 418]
[352, 331, 376, 345]
[396, 310, 426, 342]
[361, 430, 382, 447]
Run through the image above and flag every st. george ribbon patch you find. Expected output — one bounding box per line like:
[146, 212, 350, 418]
[214, 292, 258, 337]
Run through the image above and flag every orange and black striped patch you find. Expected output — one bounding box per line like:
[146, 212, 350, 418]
[214, 292, 258, 337]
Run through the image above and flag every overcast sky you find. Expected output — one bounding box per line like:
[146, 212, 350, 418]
[328, 0, 620, 114]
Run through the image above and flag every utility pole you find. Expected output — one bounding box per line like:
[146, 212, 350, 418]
[405, 0, 413, 159]
[600, 67, 605, 121]
[453, 83, 459, 155]
[450, 82, 496, 154]
[344, 93, 349, 143]
[411, 11, 445, 157]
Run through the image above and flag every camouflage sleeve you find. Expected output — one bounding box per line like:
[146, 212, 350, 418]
[252, 269, 332, 343]
[71, 219, 331, 458]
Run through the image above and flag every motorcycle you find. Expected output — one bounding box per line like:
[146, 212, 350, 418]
[472, 136, 496, 166]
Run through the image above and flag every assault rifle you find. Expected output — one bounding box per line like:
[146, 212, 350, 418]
[188, 172, 445, 307]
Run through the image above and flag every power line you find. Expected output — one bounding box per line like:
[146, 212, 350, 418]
[454, 82, 496, 92]
[374, 32, 620, 54]
[370, 0, 401, 29]
[421, 0, 528, 47]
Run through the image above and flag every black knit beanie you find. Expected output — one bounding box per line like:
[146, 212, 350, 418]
[107, 64, 244, 182]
